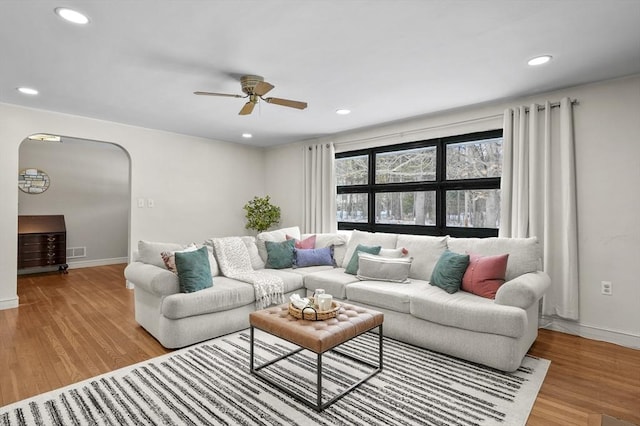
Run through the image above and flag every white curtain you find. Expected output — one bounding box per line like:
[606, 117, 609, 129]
[303, 143, 336, 233]
[500, 98, 579, 320]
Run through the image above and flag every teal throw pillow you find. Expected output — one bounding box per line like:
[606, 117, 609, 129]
[174, 246, 213, 293]
[430, 250, 470, 294]
[345, 244, 381, 275]
[265, 239, 295, 269]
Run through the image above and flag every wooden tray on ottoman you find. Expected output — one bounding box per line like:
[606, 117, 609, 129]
[288, 300, 340, 321]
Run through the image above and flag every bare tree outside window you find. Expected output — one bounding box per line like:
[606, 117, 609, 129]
[335, 130, 503, 236]
[375, 147, 436, 183]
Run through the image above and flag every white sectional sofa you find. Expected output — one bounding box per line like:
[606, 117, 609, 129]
[124, 227, 550, 372]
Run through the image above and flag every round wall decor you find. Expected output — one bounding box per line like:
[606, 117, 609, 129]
[18, 168, 51, 194]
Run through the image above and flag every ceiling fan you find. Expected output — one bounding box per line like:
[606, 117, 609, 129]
[194, 75, 308, 115]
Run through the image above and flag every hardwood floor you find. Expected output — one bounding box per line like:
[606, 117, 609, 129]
[1, 265, 638, 425]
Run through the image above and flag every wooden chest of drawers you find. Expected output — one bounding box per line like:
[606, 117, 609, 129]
[18, 215, 68, 273]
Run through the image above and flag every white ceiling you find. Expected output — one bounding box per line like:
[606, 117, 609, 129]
[1, 1, 639, 147]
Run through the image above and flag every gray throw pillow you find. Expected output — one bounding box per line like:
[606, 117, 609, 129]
[356, 253, 413, 283]
[344, 244, 381, 275]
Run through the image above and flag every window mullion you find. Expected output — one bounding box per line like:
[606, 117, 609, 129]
[336, 129, 502, 237]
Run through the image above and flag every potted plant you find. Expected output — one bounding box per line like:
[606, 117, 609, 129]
[243, 195, 281, 233]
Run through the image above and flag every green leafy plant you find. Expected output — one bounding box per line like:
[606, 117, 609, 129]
[243, 195, 281, 233]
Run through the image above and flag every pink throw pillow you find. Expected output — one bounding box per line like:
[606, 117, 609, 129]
[286, 234, 316, 249]
[461, 253, 509, 299]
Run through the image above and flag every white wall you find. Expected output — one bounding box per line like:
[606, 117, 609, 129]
[265, 74, 640, 348]
[0, 104, 265, 309]
[19, 138, 129, 265]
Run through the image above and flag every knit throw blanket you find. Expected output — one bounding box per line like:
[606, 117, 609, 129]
[211, 237, 284, 309]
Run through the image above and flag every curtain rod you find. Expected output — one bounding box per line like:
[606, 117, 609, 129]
[526, 98, 579, 112]
[335, 113, 503, 147]
[336, 98, 579, 148]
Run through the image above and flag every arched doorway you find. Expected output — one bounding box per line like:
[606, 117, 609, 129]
[18, 134, 131, 273]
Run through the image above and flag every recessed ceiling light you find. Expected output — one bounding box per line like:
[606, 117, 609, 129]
[242, 133, 252, 138]
[528, 55, 552, 66]
[54, 7, 90, 24]
[336, 109, 351, 115]
[17, 87, 39, 95]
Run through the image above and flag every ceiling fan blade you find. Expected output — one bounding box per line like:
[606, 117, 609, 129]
[239, 101, 255, 115]
[194, 91, 244, 98]
[264, 97, 308, 110]
[253, 81, 274, 96]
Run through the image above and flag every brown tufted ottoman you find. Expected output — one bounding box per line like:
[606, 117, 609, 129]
[249, 302, 384, 412]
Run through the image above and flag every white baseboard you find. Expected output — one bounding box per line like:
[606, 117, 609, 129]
[0, 296, 19, 310]
[541, 316, 640, 349]
[68, 257, 128, 269]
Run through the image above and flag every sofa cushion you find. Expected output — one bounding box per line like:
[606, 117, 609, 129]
[462, 253, 509, 299]
[342, 230, 398, 270]
[310, 232, 349, 267]
[256, 269, 305, 293]
[303, 268, 360, 299]
[174, 246, 213, 293]
[447, 237, 540, 281]
[161, 277, 255, 319]
[284, 265, 335, 277]
[409, 288, 527, 338]
[356, 253, 412, 283]
[265, 239, 295, 269]
[395, 234, 448, 280]
[346, 280, 430, 313]
[256, 226, 301, 262]
[239, 236, 265, 270]
[138, 240, 184, 269]
[430, 250, 470, 294]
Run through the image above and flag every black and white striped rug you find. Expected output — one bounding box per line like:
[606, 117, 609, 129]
[0, 330, 549, 425]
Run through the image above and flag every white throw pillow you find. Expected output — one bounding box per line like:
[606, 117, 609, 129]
[447, 237, 540, 281]
[356, 253, 413, 283]
[395, 234, 448, 280]
[379, 247, 408, 258]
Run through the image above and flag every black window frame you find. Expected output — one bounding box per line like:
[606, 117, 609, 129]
[336, 129, 503, 238]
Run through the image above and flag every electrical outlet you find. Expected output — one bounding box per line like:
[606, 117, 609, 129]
[601, 281, 612, 296]
[137, 198, 145, 208]
[147, 198, 155, 208]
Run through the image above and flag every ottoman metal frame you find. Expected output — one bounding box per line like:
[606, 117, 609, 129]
[250, 324, 383, 412]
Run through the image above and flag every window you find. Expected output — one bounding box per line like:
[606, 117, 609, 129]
[336, 129, 502, 237]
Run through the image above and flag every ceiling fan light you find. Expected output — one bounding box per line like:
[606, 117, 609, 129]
[55, 7, 90, 24]
[528, 55, 552, 66]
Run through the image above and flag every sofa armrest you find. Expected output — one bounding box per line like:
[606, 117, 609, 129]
[124, 261, 180, 296]
[494, 271, 551, 309]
